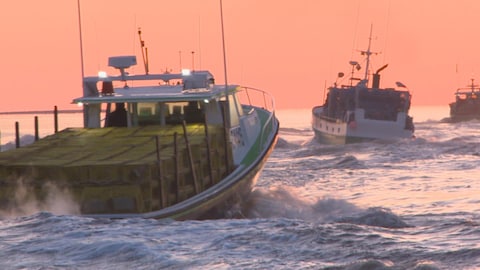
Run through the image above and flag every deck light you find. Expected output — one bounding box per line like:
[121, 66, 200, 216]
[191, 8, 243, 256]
[181, 69, 191, 76]
[98, 71, 108, 78]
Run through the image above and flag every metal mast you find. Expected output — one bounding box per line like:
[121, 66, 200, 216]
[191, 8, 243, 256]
[361, 24, 374, 81]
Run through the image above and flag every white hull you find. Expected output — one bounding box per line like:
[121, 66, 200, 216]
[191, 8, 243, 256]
[312, 106, 414, 144]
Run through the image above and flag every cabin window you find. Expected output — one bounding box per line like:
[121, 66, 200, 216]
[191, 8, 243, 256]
[165, 103, 185, 124]
[103, 101, 206, 127]
[137, 102, 161, 125]
[136, 101, 204, 126]
[157, 101, 206, 125]
[183, 101, 205, 123]
[228, 95, 242, 126]
[232, 94, 244, 118]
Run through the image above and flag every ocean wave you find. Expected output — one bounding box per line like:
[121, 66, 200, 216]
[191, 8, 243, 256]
[243, 187, 409, 229]
[335, 207, 411, 228]
[0, 134, 36, 152]
[273, 137, 299, 149]
[334, 259, 441, 270]
[244, 187, 365, 223]
[293, 153, 364, 170]
[278, 127, 312, 134]
[331, 155, 365, 169]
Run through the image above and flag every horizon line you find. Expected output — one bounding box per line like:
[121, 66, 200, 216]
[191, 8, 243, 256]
[0, 109, 82, 115]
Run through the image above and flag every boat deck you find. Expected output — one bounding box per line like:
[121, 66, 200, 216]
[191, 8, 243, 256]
[0, 124, 232, 215]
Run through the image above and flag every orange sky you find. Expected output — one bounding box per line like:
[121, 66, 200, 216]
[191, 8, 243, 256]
[1, 0, 480, 112]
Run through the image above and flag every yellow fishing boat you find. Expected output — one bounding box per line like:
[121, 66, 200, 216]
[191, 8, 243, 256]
[0, 53, 278, 219]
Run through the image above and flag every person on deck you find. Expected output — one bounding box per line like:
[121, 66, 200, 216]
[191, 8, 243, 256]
[107, 103, 127, 127]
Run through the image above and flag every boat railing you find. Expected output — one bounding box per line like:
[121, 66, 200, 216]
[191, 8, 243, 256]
[238, 86, 277, 153]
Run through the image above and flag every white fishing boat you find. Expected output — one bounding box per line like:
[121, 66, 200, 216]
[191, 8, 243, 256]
[0, 4, 279, 219]
[312, 29, 414, 144]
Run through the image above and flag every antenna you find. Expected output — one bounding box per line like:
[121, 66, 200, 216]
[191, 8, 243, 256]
[470, 78, 477, 93]
[219, 0, 229, 95]
[361, 24, 374, 80]
[179, 51, 182, 71]
[138, 28, 149, 75]
[198, 16, 202, 70]
[219, 0, 232, 129]
[76, 0, 85, 81]
[191, 51, 195, 70]
[383, 0, 392, 63]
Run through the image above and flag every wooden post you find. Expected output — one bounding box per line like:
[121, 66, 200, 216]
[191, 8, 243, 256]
[182, 120, 199, 194]
[221, 102, 231, 174]
[155, 136, 165, 209]
[203, 117, 214, 185]
[104, 103, 111, 127]
[174, 132, 180, 202]
[34, 116, 39, 141]
[54, 106, 59, 133]
[15, 122, 20, 148]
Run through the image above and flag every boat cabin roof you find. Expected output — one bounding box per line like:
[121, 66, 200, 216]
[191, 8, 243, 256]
[455, 89, 480, 96]
[330, 85, 411, 96]
[73, 55, 237, 105]
[73, 82, 238, 105]
[454, 79, 480, 97]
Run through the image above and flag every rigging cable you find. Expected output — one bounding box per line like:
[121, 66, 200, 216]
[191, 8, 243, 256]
[383, 0, 391, 64]
[350, 0, 361, 60]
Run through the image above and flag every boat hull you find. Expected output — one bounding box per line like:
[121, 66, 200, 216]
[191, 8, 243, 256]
[312, 127, 364, 144]
[448, 102, 480, 122]
[0, 108, 279, 220]
[143, 131, 278, 220]
[448, 115, 480, 123]
[312, 106, 414, 144]
[85, 114, 279, 220]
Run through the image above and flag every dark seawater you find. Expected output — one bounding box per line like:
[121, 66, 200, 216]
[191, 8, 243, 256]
[1, 108, 480, 269]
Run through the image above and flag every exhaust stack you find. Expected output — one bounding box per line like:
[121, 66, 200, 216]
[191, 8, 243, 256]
[372, 64, 388, 88]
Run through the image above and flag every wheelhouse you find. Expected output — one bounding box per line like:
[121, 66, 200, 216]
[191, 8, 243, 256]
[73, 56, 245, 129]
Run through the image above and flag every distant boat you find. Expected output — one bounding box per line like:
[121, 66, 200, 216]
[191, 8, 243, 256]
[311, 28, 414, 144]
[0, 23, 279, 219]
[448, 79, 480, 122]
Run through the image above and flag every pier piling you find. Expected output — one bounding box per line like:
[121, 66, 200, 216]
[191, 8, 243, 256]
[15, 122, 20, 148]
[54, 106, 59, 133]
[34, 116, 39, 141]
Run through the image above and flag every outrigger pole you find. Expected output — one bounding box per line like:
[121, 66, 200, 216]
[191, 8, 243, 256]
[138, 28, 149, 75]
